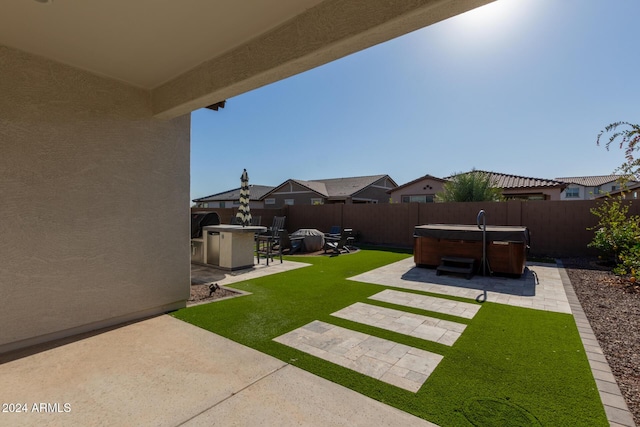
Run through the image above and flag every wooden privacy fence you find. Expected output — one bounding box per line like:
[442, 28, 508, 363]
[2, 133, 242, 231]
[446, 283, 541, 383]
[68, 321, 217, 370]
[192, 199, 640, 257]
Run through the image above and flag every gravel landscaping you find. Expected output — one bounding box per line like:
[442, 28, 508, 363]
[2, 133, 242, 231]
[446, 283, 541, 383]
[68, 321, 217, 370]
[188, 283, 240, 305]
[562, 257, 640, 426]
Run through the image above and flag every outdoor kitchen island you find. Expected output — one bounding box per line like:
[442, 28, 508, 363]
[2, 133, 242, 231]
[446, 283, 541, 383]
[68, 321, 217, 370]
[413, 224, 530, 276]
[202, 225, 266, 271]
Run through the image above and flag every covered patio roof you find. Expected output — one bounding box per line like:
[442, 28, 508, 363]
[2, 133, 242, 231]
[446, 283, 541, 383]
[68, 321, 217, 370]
[1, 0, 495, 118]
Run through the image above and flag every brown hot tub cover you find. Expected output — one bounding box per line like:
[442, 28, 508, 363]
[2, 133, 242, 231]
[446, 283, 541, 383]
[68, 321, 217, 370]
[414, 224, 529, 244]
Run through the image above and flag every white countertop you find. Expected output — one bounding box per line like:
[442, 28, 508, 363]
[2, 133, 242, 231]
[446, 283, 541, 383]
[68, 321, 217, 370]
[203, 225, 267, 233]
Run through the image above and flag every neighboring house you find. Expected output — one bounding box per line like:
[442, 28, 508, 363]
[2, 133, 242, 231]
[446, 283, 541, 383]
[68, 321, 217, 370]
[394, 171, 637, 202]
[596, 181, 640, 199]
[480, 171, 567, 200]
[388, 174, 448, 203]
[262, 175, 398, 207]
[193, 185, 274, 208]
[555, 175, 636, 200]
[426, 170, 566, 201]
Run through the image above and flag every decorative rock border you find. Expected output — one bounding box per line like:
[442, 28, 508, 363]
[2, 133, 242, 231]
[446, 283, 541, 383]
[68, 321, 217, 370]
[557, 260, 637, 427]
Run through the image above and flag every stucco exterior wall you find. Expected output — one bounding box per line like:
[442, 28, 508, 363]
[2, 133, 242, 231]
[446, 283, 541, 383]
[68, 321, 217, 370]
[0, 46, 190, 352]
[266, 182, 322, 207]
[352, 177, 396, 203]
[352, 186, 389, 203]
[388, 178, 446, 203]
[560, 182, 627, 201]
[503, 187, 563, 201]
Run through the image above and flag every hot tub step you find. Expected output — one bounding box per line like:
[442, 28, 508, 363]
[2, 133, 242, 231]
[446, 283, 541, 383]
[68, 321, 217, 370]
[437, 257, 475, 279]
[440, 256, 475, 264]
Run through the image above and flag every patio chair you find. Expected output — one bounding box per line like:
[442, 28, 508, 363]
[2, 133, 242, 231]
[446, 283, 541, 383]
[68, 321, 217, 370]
[325, 225, 341, 238]
[270, 229, 304, 262]
[256, 216, 287, 265]
[258, 216, 285, 237]
[324, 228, 354, 254]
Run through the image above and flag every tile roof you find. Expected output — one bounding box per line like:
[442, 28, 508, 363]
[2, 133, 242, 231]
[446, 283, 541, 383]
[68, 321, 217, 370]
[193, 185, 274, 202]
[291, 180, 329, 197]
[555, 175, 629, 187]
[447, 170, 565, 189]
[312, 175, 394, 198]
[272, 175, 396, 200]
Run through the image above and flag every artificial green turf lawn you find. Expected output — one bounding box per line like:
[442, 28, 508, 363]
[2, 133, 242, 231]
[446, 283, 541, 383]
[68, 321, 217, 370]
[172, 249, 608, 426]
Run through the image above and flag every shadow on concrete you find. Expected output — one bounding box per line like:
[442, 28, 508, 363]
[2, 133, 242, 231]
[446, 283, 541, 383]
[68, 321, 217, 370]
[401, 265, 538, 297]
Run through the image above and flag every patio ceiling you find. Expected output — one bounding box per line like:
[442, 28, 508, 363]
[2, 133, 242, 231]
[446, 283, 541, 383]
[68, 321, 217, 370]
[1, 0, 494, 118]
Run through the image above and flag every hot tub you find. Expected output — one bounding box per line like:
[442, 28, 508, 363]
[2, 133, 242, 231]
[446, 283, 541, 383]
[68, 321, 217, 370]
[413, 224, 530, 276]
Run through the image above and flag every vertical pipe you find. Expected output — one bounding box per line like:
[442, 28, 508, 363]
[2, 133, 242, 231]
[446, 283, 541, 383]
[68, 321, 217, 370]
[477, 209, 486, 276]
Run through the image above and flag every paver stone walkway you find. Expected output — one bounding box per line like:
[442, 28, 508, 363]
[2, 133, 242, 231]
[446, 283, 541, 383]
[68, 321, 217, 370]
[331, 302, 466, 346]
[274, 321, 443, 392]
[369, 289, 481, 319]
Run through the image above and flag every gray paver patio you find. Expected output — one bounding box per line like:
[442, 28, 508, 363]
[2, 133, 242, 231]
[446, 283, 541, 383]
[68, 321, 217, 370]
[273, 321, 443, 392]
[349, 258, 571, 314]
[331, 302, 466, 346]
[369, 289, 481, 319]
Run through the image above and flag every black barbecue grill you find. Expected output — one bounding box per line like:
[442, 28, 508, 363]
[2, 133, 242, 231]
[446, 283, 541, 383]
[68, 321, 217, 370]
[191, 211, 221, 239]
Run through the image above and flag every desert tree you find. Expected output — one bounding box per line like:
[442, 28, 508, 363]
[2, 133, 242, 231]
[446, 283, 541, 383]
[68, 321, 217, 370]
[436, 170, 503, 202]
[597, 121, 640, 182]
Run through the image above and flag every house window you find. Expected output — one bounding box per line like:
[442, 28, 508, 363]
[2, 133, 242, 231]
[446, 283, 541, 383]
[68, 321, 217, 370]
[401, 195, 434, 203]
[284, 199, 294, 206]
[220, 201, 225, 208]
[566, 187, 580, 198]
[593, 187, 600, 195]
[265, 198, 275, 205]
[311, 198, 324, 205]
[611, 185, 619, 191]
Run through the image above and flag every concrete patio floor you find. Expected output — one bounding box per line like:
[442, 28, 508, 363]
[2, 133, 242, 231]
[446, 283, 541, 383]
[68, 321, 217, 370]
[0, 315, 434, 427]
[0, 258, 635, 426]
[191, 258, 310, 287]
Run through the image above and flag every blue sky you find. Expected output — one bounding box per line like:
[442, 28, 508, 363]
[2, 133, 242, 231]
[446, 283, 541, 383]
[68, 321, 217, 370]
[190, 0, 639, 201]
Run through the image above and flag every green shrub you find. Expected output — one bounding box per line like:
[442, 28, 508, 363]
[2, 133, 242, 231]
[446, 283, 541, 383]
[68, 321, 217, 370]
[588, 196, 640, 274]
[614, 243, 640, 275]
[436, 170, 503, 202]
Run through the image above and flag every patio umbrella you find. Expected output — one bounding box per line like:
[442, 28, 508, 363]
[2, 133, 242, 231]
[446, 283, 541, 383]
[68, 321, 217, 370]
[235, 168, 252, 227]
